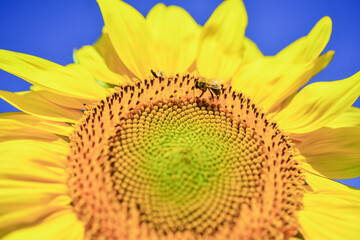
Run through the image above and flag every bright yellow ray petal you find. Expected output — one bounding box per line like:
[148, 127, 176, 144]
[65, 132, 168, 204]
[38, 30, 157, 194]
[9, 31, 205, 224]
[238, 18, 333, 114]
[242, 37, 263, 62]
[97, 0, 155, 78]
[326, 106, 360, 128]
[233, 52, 334, 114]
[0, 112, 72, 136]
[264, 51, 334, 114]
[0, 196, 70, 238]
[293, 127, 360, 179]
[0, 90, 82, 123]
[276, 17, 332, 63]
[0, 139, 69, 227]
[272, 71, 360, 133]
[93, 27, 136, 81]
[232, 57, 314, 113]
[0, 126, 60, 142]
[30, 85, 95, 110]
[2, 210, 84, 240]
[197, 0, 247, 81]
[0, 181, 68, 214]
[0, 156, 67, 183]
[0, 50, 108, 100]
[147, 3, 201, 75]
[299, 173, 360, 240]
[311, 50, 334, 77]
[75, 45, 131, 85]
[305, 171, 356, 192]
[0, 140, 68, 178]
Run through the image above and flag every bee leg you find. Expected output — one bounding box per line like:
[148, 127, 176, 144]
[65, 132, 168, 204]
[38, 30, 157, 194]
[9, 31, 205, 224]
[198, 88, 207, 98]
[151, 69, 158, 78]
[209, 89, 214, 100]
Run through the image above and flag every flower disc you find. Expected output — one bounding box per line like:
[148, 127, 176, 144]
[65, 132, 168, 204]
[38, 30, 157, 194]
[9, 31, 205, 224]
[67, 74, 305, 239]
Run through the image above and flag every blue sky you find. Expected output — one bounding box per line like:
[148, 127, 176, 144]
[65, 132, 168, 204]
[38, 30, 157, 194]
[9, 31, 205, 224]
[0, 0, 359, 187]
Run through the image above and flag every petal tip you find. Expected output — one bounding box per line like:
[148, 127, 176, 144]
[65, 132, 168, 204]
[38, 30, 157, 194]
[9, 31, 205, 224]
[318, 16, 333, 31]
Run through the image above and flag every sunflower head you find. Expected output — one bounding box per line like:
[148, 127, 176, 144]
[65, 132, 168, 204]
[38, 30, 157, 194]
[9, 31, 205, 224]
[0, 0, 360, 240]
[66, 72, 305, 239]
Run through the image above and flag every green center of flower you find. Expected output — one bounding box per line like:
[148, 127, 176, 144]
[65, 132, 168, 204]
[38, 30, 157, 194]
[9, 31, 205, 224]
[108, 99, 263, 235]
[67, 73, 305, 239]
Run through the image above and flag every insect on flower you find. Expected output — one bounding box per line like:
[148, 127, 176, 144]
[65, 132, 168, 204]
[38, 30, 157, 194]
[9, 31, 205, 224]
[1, 0, 360, 239]
[195, 78, 224, 99]
[151, 69, 165, 78]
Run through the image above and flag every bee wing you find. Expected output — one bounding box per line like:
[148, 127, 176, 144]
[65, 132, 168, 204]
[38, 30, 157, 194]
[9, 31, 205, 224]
[207, 79, 223, 89]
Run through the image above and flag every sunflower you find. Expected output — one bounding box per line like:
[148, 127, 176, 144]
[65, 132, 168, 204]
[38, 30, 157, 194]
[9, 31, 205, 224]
[0, 0, 359, 239]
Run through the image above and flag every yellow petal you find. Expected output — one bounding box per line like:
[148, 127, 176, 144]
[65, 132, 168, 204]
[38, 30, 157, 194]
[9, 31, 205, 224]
[75, 45, 131, 85]
[311, 50, 334, 77]
[0, 140, 68, 180]
[276, 17, 332, 63]
[273, 71, 360, 133]
[293, 127, 360, 179]
[0, 181, 68, 215]
[197, 0, 247, 81]
[232, 57, 314, 113]
[147, 3, 201, 75]
[0, 50, 108, 100]
[326, 106, 360, 128]
[31, 85, 95, 110]
[97, 0, 155, 78]
[271, 43, 334, 114]
[246, 18, 333, 114]
[0, 112, 72, 136]
[94, 27, 136, 80]
[0, 126, 59, 142]
[0, 160, 67, 184]
[0, 195, 71, 238]
[2, 210, 84, 240]
[305, 171, 356, 192]
[242, 37, 263, 62]
[0, 139, 69, 221]
[0, 90, 82, 123]
[233, 53, 334, 114]
[301, 162, 326, 178]
[299, 173, 360, 240]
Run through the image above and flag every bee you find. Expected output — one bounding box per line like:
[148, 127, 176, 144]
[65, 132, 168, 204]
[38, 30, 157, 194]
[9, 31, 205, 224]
[151, 69, 165, 78]
[195, 78, 223, 99]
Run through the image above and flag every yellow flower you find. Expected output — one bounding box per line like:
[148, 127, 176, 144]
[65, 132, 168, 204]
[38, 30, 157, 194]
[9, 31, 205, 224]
[0, 0, 359, 239]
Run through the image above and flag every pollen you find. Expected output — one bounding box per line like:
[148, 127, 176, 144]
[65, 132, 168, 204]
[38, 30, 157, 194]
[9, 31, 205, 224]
[67, 73, 305, 240]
